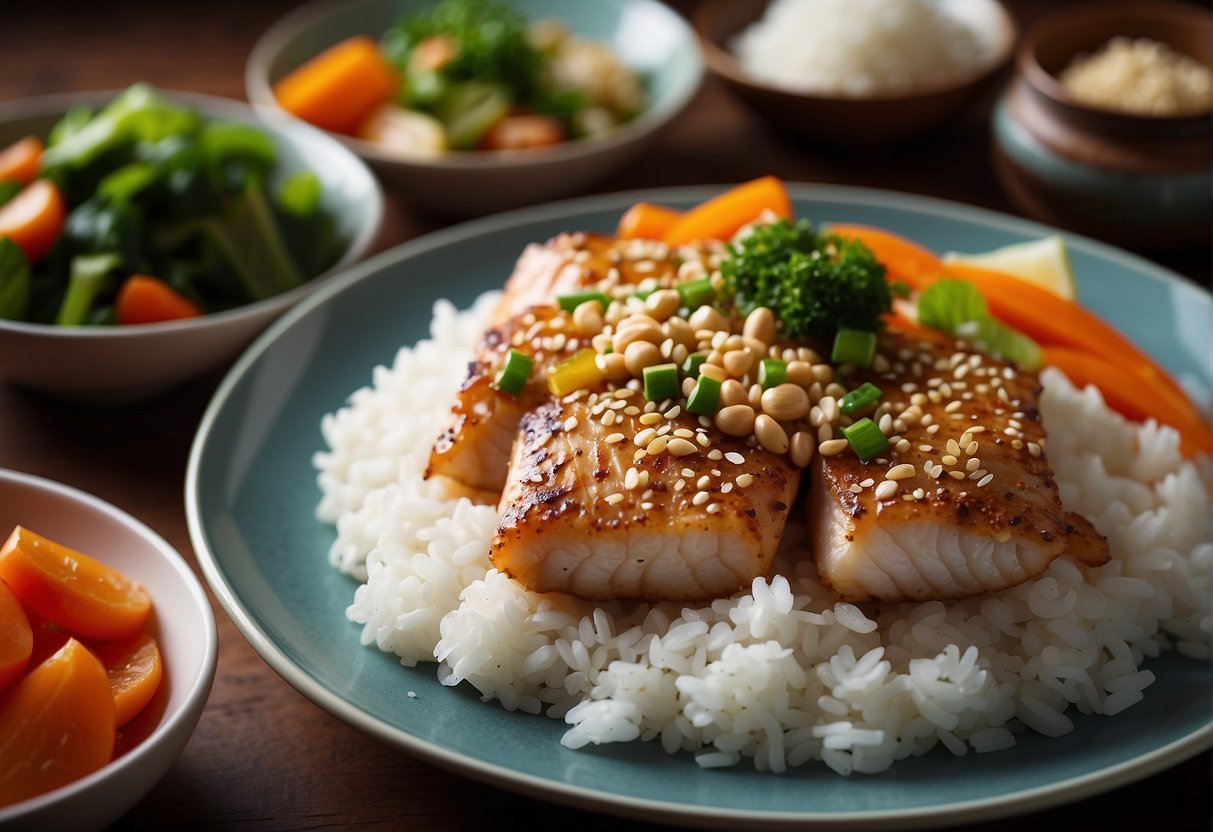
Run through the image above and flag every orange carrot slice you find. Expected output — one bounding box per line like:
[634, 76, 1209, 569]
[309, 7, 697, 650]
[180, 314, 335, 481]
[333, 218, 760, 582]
[0, 179, 66, 264]
[662, 176, 792, 246]
[0, 527, 151, 642]
[617, 202, 682, 240]
[0, 579, 32, 693]
[114, 274, 202, 325]
[0, 638, 115, 808]
[91, 633, 163, 727]
[826, 223, 944, 290]
[273, 35, 399, 135]
[1041, 345, 1211, 457]
[0, 136, 43, 185]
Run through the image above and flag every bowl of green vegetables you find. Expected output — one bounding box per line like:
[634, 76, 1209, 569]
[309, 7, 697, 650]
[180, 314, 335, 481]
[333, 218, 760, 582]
[0, 84, 383, 403]
[245, 0, 703, 218]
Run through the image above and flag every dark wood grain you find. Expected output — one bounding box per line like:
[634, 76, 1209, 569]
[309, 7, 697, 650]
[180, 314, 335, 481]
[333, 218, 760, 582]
[1, 2, 1209, 830]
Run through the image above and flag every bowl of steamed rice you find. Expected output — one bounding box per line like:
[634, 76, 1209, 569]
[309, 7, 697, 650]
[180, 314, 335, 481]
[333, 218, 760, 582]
[693, 0, 1017, 147]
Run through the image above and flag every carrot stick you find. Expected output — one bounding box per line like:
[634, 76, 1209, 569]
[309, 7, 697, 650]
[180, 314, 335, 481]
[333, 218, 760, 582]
[827, 223, 944, 290]
[0, 580, 32, 693]
[0, 638, 114, 808]
[662, 176, 792, 246]
[114, 275, 201, 325]
[0, 179, 65, 264]
[0, 136, 43, 185]
[941, 262, 1190, 407]
[1041, 345, 1211, 457]
[617, 202, 682, 240]
[273, 35, 400, 135]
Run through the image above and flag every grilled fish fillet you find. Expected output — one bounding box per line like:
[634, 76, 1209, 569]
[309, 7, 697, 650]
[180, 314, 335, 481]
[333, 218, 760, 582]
[492, 392, 801, 602]
[429, 232, 717, 494]
[809, 330, 1109, 603]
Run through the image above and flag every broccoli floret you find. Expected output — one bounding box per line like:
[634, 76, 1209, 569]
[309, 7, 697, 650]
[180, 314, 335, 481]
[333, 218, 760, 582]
[719, 219, 891, 341]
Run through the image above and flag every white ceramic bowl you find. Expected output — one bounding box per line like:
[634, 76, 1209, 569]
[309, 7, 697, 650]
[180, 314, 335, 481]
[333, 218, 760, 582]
[246, 0, 704, 218]
[0, 89, 384, 404]
[0, 468, 217, 831]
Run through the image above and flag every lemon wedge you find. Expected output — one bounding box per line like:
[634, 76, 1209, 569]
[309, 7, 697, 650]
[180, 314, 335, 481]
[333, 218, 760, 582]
[942, 235, 1077, 300]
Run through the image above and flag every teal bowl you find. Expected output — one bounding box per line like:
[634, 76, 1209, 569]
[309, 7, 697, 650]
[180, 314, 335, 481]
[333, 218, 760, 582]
[246, 0, 704, 218]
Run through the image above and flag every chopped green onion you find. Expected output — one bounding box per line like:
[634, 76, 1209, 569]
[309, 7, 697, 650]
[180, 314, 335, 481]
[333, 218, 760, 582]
[676, 277, 716, 309]
[832, 327, 877, 367]
[843, 417, 888, 462]
[888, 280, 911, 298]
[682, 351, 706, 377]
[686, 375, 722, 415]
[643, 362, 679, 402]
[557, 290, 610, 313]
[494, 349, 533, 396]
[839, 381, 883, 415]
[758, 358, 787, 389]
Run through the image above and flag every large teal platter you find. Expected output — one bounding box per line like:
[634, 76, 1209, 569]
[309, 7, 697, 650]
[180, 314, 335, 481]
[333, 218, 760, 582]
[186, 184, 1212, 830]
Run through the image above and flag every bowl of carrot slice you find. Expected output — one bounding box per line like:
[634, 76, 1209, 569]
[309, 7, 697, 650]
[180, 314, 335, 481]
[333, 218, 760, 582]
[0, 468, 217, 831]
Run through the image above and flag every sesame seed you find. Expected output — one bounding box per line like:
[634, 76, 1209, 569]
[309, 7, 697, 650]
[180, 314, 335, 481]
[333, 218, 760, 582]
[978, 473, 994, 487]
[646, 436, 669, 455]
[875, 480, 899, 500]
[674, 479, 685, 491]
[640, 412, 662, 426]
[692, 491, 710, 506]
[563, 416, 579, 432]
[888, 463, 916, 480]
[721, 482, 734, 494]
[673, 428, 694, 438]
[966, 458, 981, 472]
[707, 449, 723, 461]
[725, 451, 745, 464]
[601, 410, 617, 427]
[634, 428, 657, 446]
[1011, 439, 1025, 450]
[624, 406, 641, 416]
[848, 484, 863, 494]
[664, 405, 681, 419]
[1027, 442, 1042, 457]
[918, 444, 934, 452]
[965, 441, 979, 455]
[968, 469, 988, 480]
[606, 493, 624, 505]
[946, 439, 961, 456]
[696, 432, 712, 448]
[633, 449, 647, 463]
[926, 424, 940, 435]
[913, 487, 926, 499]
[696, 475, 711, 490]
[641, 502, 654, 510]
[736, 473, 755, 488]
[656, 424, 672, 436]
[706, 502, 721, 514]
[895, 439, 911, 453]
[942, 454, 958, 466]
[605, 432, 625, 444]
[948, 470, 966, 480]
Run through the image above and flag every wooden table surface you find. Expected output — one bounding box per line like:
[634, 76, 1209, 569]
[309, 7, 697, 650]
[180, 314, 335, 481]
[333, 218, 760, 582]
[2, 2, 1209, 830]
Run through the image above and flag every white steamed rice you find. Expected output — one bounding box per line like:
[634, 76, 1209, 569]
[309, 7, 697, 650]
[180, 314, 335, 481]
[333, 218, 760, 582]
[730, 0, 996, 97]
[313, 292, 1212, 775]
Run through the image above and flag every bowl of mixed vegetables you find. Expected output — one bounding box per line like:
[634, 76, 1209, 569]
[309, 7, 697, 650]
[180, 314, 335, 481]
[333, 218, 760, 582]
[0, 84, 383, 403]
[246, 0, 703, 217]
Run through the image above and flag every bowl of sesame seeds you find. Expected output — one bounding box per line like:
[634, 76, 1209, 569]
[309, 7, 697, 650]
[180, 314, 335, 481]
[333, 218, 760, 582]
[991, 0, 1211, 251]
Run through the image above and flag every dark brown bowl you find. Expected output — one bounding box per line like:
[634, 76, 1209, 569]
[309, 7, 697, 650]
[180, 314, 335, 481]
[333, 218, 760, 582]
[991, 0, 1211, 250]
[693, 0, 1017, 148]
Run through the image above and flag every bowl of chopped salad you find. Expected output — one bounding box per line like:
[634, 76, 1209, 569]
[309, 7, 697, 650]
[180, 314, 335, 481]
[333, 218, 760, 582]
[245, 0, 703, 217]
[0, 84, 383, 403]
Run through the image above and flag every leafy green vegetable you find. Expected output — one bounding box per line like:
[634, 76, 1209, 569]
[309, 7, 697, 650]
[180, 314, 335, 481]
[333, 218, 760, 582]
[0, 239, 31, 320]
[56, 253, 121, 326]
[383, 0, 541, 100]
[917, 278, 1043, 370]
[719, 218, 891, 341]
[9, 83, 345, 327]
[0, 181, 22, 209]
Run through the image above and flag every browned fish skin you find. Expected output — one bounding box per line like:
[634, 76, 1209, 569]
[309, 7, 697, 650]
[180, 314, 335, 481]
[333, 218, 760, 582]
[429, 232, 719, 494]
[492, 392, 801, 602]
[426, 305, 586, 493]
[809, 328, 1110, 603]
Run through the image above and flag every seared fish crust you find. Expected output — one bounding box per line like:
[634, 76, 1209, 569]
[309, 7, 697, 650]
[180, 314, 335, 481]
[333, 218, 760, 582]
[492, 392, 801, 602]
[809, 329, 1110, 603]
